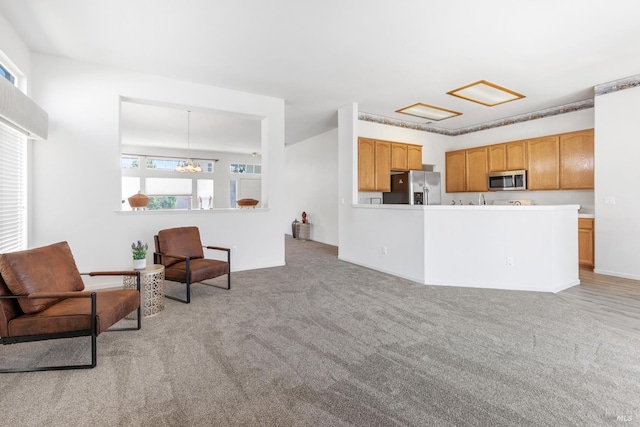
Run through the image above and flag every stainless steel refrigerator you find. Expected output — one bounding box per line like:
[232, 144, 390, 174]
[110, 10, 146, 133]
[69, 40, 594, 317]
[382, 171, 441, 205]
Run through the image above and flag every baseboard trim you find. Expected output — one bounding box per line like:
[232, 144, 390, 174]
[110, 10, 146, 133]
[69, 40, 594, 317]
[593, 268, 640, 281]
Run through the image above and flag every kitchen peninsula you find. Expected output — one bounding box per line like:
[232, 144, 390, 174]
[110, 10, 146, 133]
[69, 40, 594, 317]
[340, 204, 580, 293]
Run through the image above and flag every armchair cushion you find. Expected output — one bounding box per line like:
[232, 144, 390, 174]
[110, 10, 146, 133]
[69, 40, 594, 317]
[7, 289, 139, 337]
[156, 226, 205, 267]
[164, 258, 230, 284]
[0, 242, 85, 314]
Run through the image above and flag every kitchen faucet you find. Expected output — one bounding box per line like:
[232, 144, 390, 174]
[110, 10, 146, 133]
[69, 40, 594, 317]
[478, 193, 486, 205]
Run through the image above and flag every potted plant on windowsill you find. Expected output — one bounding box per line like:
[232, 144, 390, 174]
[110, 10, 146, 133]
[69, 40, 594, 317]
[131, 240, 148, 270]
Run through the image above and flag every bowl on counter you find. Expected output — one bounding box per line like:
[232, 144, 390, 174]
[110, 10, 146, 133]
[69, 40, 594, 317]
[237, 198, 259, 208]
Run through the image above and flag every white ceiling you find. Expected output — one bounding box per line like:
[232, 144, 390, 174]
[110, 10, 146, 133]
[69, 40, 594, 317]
[2, 0, 640, 145]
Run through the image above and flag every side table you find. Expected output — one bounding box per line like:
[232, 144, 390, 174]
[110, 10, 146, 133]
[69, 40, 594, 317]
[124, 264, 165, 318]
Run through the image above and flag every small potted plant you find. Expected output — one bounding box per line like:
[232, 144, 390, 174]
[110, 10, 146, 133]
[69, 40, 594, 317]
[131, 240, 148, 270]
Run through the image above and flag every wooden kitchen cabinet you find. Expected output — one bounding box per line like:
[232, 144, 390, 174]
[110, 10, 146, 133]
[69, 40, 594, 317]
[466, 146, 488, 192]
[407, 144, 423, 170]
[506, 140, 527, 170]
[578, 218, 594, 267]
[358, 137, 376, 191]
[391, 143, 408, 171]
[488, 144, 506, 172]
[375, 141, 391, 191]
[560, 129, 594, 189]
[527, 135, 560, 190]
[445, 149, 466, 192]
[358, 137, 391, 191]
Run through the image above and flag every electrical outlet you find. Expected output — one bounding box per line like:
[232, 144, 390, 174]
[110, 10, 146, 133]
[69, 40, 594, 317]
[506, 256, 514, 266]
[382, 246, 388, 255]
[232, 245, 238, 253]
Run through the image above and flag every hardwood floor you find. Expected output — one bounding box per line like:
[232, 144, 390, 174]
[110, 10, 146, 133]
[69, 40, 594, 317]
[556, 267, 640, 335]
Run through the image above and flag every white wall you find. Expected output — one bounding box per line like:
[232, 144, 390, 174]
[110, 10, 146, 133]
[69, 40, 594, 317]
[28, 53, 286, 279]
[0, 11, 30, 90]
[284, 128, 338, 245]
[594, 86, 640, 279]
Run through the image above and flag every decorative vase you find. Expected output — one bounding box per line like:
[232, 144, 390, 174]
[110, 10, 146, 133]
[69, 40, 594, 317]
[133, 259, 147, 270]
[128, 191, 150, 210]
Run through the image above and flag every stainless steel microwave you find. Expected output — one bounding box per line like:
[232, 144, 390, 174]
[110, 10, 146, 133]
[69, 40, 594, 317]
[488, 170, 527, 191]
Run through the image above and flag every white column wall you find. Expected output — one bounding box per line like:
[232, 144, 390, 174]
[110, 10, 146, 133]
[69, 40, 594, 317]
[594, 86, 640, 280]
[29, 53, 285, 278]
[284, 128, 339, 245]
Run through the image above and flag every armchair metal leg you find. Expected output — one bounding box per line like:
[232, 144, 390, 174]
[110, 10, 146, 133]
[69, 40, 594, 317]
[0, 333, 97, 373]
[165, 280, 191, 304]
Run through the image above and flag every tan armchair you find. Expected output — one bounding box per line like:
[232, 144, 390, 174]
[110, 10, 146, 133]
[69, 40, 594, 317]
[154, 226, 230, 303]
[0, 241, 141, 373]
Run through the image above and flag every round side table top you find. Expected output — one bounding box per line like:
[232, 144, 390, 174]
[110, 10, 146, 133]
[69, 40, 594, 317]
[136, 264, 164, 274]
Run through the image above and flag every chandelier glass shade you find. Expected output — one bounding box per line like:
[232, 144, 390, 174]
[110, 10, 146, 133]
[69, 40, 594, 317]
[175, 110, 202, 173]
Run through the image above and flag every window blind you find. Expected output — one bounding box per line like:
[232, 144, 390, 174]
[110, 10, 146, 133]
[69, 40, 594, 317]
[0, 122, 26, 253]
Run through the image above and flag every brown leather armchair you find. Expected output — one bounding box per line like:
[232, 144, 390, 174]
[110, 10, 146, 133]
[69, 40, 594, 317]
[154, 226, 230, 303]
[0, 241, 141, 373]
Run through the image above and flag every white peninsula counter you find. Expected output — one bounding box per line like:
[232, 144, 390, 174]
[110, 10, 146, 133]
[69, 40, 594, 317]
[340, 204, 580, 293]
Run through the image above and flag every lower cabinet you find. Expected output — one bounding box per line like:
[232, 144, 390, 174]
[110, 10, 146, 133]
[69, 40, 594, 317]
[578, 218, 594, 267]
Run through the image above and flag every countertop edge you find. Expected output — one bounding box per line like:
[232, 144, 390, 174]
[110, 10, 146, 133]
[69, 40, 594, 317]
[353, 204, 581, 211]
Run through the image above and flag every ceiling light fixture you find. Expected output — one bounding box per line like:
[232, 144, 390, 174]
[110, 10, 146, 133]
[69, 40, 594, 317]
[175, 110, 202, 173]
[447, 80, 525, 106]
[395, 103, 462, 121]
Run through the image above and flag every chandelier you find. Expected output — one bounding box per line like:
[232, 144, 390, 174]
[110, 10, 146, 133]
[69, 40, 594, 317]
[175, 110, 202, 173]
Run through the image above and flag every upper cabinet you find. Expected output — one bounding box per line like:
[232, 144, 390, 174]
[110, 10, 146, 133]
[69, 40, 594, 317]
[358, 137, 391, 192]
[559, 129, 594, 189]
[445, 147, 487, 192]
[391, 143, 408, 171]
[506, 140, 527, 171]
[445, 149, 466, 193]
[391, 142, 422, 171]
[527, 135, 560, 190]
[374, 141, 392, 192]
[488, 144, 506, 172]
[358, 138, 376, 191]
[444, 129, 594, 193]
[359, 137, 424, 191]
[407, 144, 423, 170]
[466, 146, 488, 192]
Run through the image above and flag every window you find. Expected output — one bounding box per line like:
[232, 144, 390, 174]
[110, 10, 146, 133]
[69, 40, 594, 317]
[0, 63, 15, 85]
[0, 123, 27, 252]
[230, 163, 261, 174]
[230, 180, 237, 207]
[121, 154, 215, 210]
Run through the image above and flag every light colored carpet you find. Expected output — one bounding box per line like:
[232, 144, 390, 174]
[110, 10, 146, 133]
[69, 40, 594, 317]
[1, 236, 639, 426]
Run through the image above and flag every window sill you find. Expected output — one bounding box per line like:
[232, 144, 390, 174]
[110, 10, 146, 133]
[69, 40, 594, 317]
[116, 208, 270, 215]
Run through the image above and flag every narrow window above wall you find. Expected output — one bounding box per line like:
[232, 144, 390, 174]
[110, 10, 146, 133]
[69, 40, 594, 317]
[0, 63, 15, 85]
[230, 163, 261, 174]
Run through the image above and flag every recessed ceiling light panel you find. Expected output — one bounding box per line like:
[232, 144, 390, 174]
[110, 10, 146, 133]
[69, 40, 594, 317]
[395, 103, 461, 121]
[447, 80, 525, 106]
